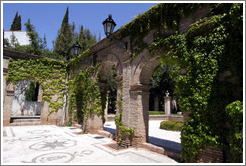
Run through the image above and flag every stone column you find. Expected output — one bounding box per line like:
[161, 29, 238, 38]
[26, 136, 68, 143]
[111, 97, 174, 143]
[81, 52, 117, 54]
[154, 96, 159, 111]
[164, 91, 171, 115]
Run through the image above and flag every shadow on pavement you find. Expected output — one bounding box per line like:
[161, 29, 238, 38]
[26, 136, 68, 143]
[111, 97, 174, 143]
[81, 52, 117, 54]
[148, 136, 181, 154]
[103, 126, 116, 135]
[103, 126, 181, 154]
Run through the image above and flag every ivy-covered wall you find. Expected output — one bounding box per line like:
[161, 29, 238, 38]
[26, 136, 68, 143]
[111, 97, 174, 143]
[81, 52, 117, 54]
[4, 52, 67, 124]
[113, 3, 243, 162]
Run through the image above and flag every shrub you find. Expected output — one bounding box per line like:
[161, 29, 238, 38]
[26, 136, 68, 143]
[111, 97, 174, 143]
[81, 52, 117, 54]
[149, 111, 164, 115]
[225, 100, 243, 162]
[160, 120, 183, 131]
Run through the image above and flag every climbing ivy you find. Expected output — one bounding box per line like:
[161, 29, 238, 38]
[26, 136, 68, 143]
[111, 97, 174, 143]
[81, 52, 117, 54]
[115, 93, 135, 145]
[138, 3, 242, 162]
[114, 2, 242, 162]
[6, 58, 66, 118]
[67, 63, 104, 132]
[5, 3, 242, 162]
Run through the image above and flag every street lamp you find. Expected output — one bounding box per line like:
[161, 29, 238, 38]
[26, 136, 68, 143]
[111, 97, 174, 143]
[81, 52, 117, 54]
[102, 14, 127, 50]
[70, 42, 92, 65]
[103, 14, 116, 38]
[71, 42, 82, 58]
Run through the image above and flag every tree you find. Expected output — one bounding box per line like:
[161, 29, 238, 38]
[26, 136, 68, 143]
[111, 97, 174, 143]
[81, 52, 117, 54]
[17, 15, 22, 30]
[10, 12, 21, 30]
[84, 28, 97, 48]
[78, 25, 87, 51]
[106, 66, 117, 114]
[24, 18, 41, 55]
[25, 81, 39, 101]
[53, 7, 73, 61]
[149, 64, 177, 111]
[10, 32, 19, 48]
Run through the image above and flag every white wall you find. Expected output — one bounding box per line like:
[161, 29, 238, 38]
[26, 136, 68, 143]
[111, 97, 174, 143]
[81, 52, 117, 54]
[11, 80, 42, 116]
[4, 31, 30, 46]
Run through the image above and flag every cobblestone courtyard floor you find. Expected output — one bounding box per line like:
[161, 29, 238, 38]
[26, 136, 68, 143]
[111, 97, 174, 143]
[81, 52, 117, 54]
[2, 125, 178, 164]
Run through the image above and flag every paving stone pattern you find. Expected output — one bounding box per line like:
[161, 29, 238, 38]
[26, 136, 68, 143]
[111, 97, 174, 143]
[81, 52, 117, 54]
[2, 125, 177, 164]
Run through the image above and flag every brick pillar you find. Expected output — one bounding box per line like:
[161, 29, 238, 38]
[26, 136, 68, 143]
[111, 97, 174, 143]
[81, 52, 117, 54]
[97, 82, 107, 122]
[154, 96, 159, 111]
[3, 82, 15, 126]
[164, 96, 171, 115]
[85, 113, 103, 133]
[129, 84, 151, 144]
[116, 75, 123, 116]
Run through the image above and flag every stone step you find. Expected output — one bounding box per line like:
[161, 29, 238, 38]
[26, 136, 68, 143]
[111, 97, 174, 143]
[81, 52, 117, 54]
[9, 122, 42, 126]
[11, 116, 41, 119]
[10, 116, 41, 126]
[11, 119, 41, 123]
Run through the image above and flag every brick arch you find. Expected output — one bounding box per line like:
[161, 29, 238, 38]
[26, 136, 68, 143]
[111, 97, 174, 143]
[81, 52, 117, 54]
[131, 53, 161, 86]
[97, 53, 123, 81]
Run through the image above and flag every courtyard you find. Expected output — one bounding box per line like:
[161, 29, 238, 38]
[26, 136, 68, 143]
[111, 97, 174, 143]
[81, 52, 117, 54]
[2, 2, 243, 163]
[2, 122, 178, 164]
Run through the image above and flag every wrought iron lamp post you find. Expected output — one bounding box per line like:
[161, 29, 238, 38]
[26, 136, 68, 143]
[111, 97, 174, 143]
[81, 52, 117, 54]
[102, 14, 127, 50]
[69, 42, 92, 65]
[71, 42, 82, 58]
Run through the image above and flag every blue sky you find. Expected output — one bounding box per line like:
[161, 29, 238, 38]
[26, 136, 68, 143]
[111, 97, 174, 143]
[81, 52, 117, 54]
[3, 2, 158, 50]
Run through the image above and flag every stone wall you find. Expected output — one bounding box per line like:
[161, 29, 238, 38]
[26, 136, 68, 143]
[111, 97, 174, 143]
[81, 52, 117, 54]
[3, 49, 65, 126]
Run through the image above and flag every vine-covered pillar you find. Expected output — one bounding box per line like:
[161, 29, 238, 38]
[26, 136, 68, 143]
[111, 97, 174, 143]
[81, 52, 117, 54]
[98, 82, 108, 122]
[129, 84, 151, 145]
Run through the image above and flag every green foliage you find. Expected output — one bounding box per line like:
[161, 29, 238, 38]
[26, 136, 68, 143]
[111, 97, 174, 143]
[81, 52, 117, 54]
[117, 3, 203, 54]
[149, 111, 164, 115]
[67, 48, 91, 69]
[24, 19, 42, 55]
[149, 64, 178, 111]
[150, 64, 176, 96]
[6, 58, 66, 118]
[25, 81, 38, 101]
[106, 66, 117, 114]
[3, 38, 10, 48]
[78, 25, 87, 51]
[160, 120, 183, 131]
[10, 12, 21, 31]
[10, 33, 20, 48]
[115, 93, 135, 145]
[120, 3, 242, 162]
[53, 8, 97, 61]
[68, 64, 103, 131]
[53, 7, 73, 61]
[225, 101, 243, 162]
[147, 4, 242, 162]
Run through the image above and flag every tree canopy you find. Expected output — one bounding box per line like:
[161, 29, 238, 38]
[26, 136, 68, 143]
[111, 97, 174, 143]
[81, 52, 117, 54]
[10, 12, 21, 31]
